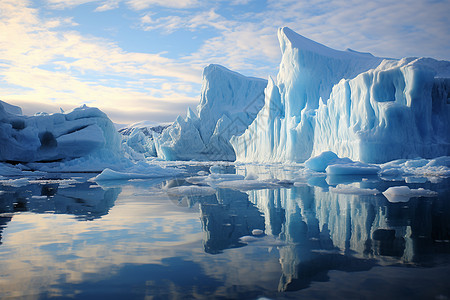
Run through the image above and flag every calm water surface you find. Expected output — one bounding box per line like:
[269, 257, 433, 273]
[0, 165, 449, 299]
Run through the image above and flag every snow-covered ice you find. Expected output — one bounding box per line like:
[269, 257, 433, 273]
[329, 184, 380, 195]
[382, 186, 438, 203]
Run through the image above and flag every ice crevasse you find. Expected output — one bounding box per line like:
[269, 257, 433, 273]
[231, 27, 450, 163]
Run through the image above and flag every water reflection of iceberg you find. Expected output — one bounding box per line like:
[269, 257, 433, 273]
[0, 181, 121, 243]
[246, 181, 450, 292]
[164, 179, 265, 254]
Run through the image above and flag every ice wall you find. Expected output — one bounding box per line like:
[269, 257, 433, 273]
[0, 102, 121, 164]
[154, 64, 267, 161]
[313, 58, 450, 163]
[232, 27, 450, 163]
[232, 27, 383, 162]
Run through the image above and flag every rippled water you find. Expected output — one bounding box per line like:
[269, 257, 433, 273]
[0, 165, 449, 299]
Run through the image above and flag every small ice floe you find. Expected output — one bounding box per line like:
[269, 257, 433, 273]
[92, 165, 181, 181]
[197, 170, 209, 176]
[2, 178, 30, 187]
[31, 195, 48, 199]
[329, 184, 380, 195]
[239, 236, 260, 243]
[216, 179, 279, 191]
[252, 229, 264, 236]
[305, 151, 380, 175]
[382, 186, 438, 203]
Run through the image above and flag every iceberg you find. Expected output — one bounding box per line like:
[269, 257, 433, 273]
[119, 121, 170, 159]
[154, 64, 267, 161]
[232, 27, 450, 164]
[382, 186, 438, 203]
[0, 101, 182, 177]
[0, 101, 121, 166]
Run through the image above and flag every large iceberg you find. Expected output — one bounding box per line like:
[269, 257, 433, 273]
[0, 101, 121, 164]
[232, 27, 450, 163]
[154, 64, 267, 161]
[0, 101, 181, 177]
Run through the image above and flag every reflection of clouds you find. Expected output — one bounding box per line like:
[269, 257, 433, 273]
[0, 186, 204, 299]
[1, 175, 449, 298]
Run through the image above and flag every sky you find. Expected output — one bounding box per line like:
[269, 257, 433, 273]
[0, 0, 449, 125]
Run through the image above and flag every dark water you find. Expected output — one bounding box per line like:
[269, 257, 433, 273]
[0, 169, 449, 300]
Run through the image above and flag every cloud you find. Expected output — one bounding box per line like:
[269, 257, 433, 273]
[46, 0, 200, 10]
[0, 0, 201, 124]
[1, 0, 449, 125]
[262, 0, 450, 60]
[126, 0, 199, 10]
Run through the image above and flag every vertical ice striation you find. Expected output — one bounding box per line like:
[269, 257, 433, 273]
[155, 64, 267, 161]
[233, 27, 450, 163]
[232, 27, 383, 163]
[313, 58, 450, 162]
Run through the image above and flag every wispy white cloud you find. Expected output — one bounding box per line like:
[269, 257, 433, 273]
[126, 0, 199, 10]
[0, 0, 200, 123]
[1, 0, 449, 125]
[46, 0, 200, 10]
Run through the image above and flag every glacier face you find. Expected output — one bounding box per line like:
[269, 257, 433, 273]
[154, 64, 267, 161]
[232, 27, 450, 163]
[313, 58, 450, 163]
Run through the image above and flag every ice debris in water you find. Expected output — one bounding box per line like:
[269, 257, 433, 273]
[305, 151, 380, 175]
[382, 186, 438, 203]
[330, 184, 380, 195]
[252, 229, 264, 236]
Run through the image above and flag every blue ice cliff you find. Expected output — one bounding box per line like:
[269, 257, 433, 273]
[231, 27, 450, 163]
[154, 64, 267, 161]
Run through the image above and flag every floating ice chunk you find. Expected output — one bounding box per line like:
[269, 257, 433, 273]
[382, 186, 438, 203]
[216, 179, 279, 191]
[379, 156, 450, 178]
[197, 170, 209, 176]
[252, 229, 264, 236]
[2, 178, 30, 187]
[31, 195, 48, 199]
[93, 165, 181, 181]
[329, 184, 380, 195]
[239, 236, 260, 243]
[305, 151, 340, 172]
[305, 151, 379, 175]
[207, 173, 245, 183]
[405, 177, 427, 184]
[166, 185, 216, 196]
